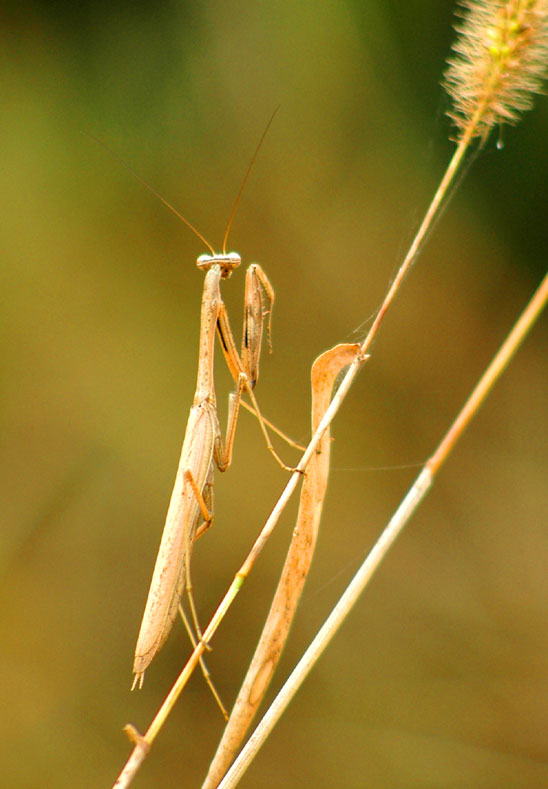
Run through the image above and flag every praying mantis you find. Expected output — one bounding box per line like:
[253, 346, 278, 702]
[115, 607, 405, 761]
[131, 116, 292, 689]
[133, 252, 281, 688]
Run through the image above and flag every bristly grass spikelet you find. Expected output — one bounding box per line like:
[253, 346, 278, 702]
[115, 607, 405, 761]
[382, 1, 548, 293]
[444, 0, 548, 143]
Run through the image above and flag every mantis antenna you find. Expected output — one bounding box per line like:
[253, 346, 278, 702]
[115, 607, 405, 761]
[88, 105, 279, 256]
[221, 105, 280, 253]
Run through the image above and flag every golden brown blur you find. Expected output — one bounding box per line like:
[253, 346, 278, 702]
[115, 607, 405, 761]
[2, 2, 548, 786]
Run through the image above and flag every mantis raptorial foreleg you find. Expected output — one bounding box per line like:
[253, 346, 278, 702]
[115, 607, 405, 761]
[214, 263, 293, 471]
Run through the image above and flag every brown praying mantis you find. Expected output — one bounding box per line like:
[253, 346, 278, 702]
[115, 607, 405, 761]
[131, 116, 294, 689]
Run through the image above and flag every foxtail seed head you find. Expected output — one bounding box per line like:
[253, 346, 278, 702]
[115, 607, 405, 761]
[444, 0, 548, 141]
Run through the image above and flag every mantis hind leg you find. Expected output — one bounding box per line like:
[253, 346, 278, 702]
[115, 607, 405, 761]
[176, 468, 227, 716]
[181, 468, 214, 637]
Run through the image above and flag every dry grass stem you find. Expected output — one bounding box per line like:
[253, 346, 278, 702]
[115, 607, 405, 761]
[218, 270, 548, 789]
[202, 344, 361, 789]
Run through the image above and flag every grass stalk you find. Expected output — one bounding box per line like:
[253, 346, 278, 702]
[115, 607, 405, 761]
[217, 267, 548, 788]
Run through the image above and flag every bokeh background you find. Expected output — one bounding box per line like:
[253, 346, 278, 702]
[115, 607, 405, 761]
[2, 1, 548, 786]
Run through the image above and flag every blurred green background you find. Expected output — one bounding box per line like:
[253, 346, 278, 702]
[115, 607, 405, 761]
[2, 1, 548, 786]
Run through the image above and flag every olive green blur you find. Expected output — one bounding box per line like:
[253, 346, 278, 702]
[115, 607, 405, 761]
[2, 1, 548, 786]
